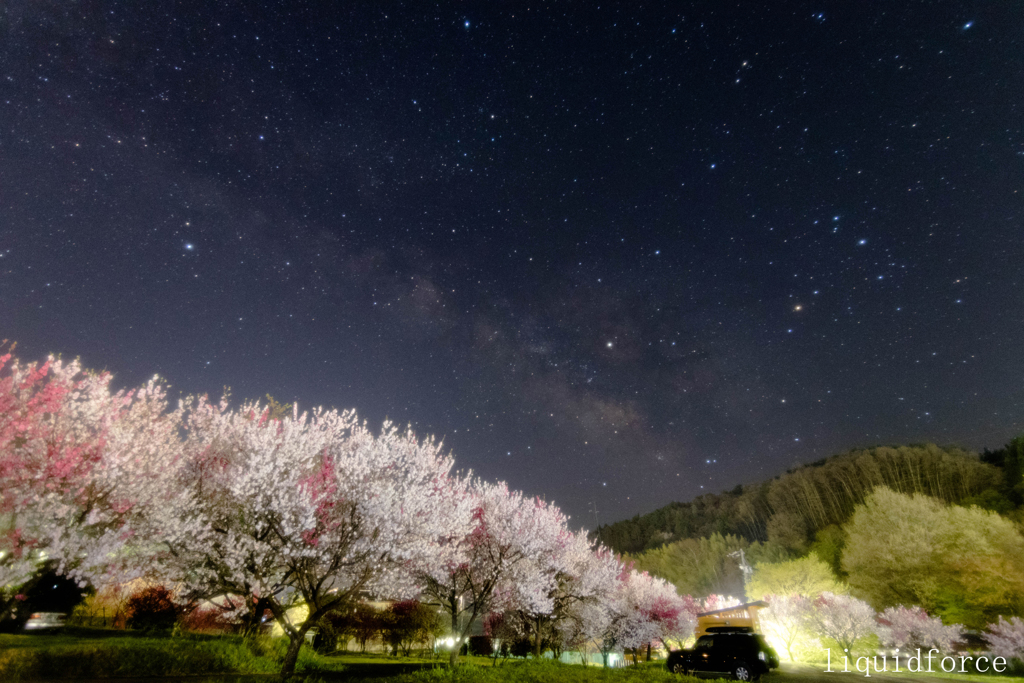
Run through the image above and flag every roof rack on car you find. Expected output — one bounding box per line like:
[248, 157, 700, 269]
[704, 626, 755, 633]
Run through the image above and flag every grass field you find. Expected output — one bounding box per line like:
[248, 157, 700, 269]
[1, 630, 1021, 683]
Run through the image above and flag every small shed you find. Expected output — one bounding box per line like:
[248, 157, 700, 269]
[694, 600, 769, 638]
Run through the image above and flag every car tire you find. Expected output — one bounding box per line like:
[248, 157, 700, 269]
[670, 661, 687, 674]
[733, 661, 757, 681]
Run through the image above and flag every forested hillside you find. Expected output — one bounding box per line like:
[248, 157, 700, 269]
[598, 442, 1020, 555]
[608, 439, 1024, 628]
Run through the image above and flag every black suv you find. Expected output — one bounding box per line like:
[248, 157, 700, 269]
[666, 628, 779, 681]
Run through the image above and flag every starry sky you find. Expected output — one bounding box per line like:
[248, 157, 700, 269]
[2, 2, 1023, 527]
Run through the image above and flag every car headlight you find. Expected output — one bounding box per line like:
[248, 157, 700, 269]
[758, 652, 766, 661]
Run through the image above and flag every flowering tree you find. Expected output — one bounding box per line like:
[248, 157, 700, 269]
[1, 353, 107, 591]
[986, 616, 1024, 664]
[701, 594, 742, 612]
[418, 481, 563, 666]
[760, 594, 813, 661]
[611, 569, 695, 662]
[805, 592, 876, 654]
[145, 397, 464, 676]
[0, 352, 181, 616]
[875, 605, 964, 652]
[484, 610, 525, 663]
[499, 523, 621, 658]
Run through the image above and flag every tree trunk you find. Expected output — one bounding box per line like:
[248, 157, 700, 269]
[646, 642, 652, 661]
[241, 598, 268, 636]
[279, 630, 306, 678]
[448, 608, 459, 667]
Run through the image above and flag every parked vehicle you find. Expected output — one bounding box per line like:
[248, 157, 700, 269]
[23, 612, 66, 632]
[666, 627, 778, 681]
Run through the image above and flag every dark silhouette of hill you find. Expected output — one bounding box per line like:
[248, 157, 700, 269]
[596, 442, 1016, 555]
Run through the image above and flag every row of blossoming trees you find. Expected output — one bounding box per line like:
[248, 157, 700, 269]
[760, 593, 1024, 670]
[6, 353, 1024, 676]
[0, 353, 697, 675]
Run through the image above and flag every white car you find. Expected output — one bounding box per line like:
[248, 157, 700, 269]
[23, 612, 66, 632]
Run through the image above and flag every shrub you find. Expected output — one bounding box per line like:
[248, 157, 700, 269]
[124, 586, 180, 632]
[313, 615, 339, 653]
[469, 635, 493, 656]
[179, 606, 232, 633]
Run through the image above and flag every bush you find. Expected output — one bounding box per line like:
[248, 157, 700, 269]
[509, 637, 532, 658]
[313, 615, 339, 653]
[468, 635, 493, 656]
[124, 586, 180, 632]
[179, 606, 232, 633]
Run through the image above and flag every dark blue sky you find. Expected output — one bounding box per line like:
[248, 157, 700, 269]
[2, 1, 1022, 526]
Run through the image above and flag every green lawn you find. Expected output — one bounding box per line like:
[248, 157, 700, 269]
[0, 628, 341, 680]
[1, 631, 1021, 683]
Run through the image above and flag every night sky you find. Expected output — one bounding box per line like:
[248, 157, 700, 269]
[2, 2, 1023, 527]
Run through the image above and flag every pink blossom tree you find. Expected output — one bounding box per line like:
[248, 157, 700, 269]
[986, 616, 1024, 664]
[875, 605, 964, 652]
[612, 569, 695, 662]
[145, 397, 465, 676]
[805, 592, 876, 654]
[0, 352, 181, 615]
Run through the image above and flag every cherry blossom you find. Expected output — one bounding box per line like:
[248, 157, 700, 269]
[143, 397, 465, 675]
[418, 480, 566, 665]
[805, 592, 876, 654]
[500, 524, 621, 658]
[760, 594, 813, 661]
[875, 605, 963, 652]
[985, 616, 1024, 663]
[606, 569, 695, 662]
[0, 352, 180, 596]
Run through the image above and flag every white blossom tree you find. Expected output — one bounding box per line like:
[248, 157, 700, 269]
[805, 592, 876, 654]
[701, 594, 742, 612]
[561, 598, 612, 666]
[499, 523, 621, 658]
[986, 616, 1024, 664]
[875, 605, 964, 652]
[418, 481, 561, 666]
[143, 396, 465, 676]
[760, 594, 814, 661]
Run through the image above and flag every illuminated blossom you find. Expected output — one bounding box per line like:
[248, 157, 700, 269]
[986, 616, 1024, 663]
[875, 605, 963, 652]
